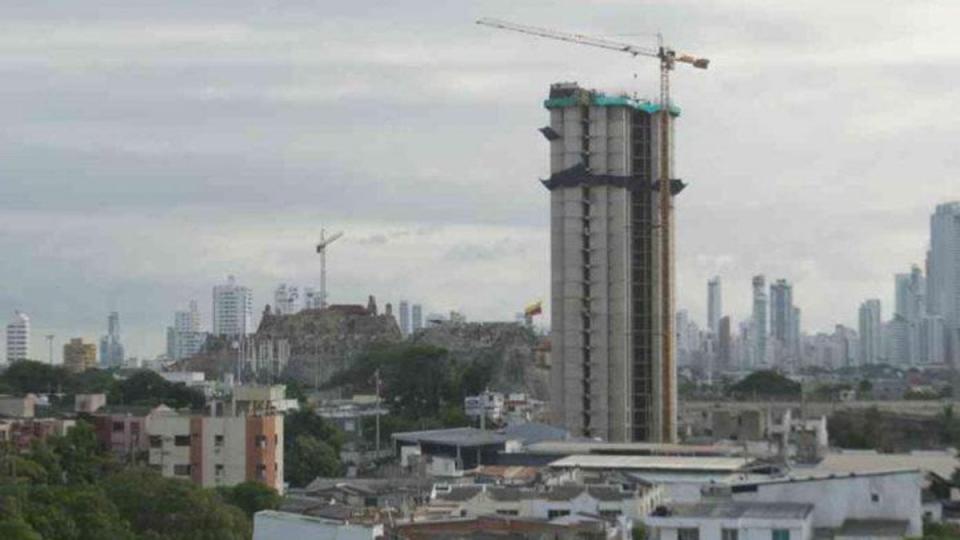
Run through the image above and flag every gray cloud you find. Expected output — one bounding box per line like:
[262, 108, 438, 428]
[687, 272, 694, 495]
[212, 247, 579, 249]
[2, 0, 959, 360]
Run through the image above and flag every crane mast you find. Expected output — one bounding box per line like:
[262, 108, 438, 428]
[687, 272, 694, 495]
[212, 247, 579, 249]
[477, 17, 708, 442]
[316, 229, 344, 309]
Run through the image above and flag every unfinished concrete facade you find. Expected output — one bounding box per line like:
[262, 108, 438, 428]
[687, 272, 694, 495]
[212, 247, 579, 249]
[545, 82, 679, 443]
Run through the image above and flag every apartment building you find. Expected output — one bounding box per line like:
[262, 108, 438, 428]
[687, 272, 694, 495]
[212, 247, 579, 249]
[146, 408, 284, 494]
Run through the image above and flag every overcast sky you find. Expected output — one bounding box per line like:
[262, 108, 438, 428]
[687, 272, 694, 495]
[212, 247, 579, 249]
[2, 1, 958, 361]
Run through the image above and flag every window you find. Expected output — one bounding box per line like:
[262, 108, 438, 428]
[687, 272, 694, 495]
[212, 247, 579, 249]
[772, 530, 790, 540]
[496, 509, 519, 516]
[255, 435, 268, 448]
[547, 509, 570, 519]
[112, 422, 125, 433]
[256, 464, 267, 480]
[149, 435, 162, 448]
[215, 464, 224, 476]
[678, 528, 700, 540]
[174, 435, 191, 447]
[173, 464, 192, 476]
[599, 510, 621, 518]
[722, 529, 739, 540]
[214, 435, 224, 447]
[871, 493, 880, 502]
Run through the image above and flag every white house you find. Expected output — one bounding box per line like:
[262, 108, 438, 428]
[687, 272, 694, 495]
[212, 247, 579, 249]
[645, 501, 814, 540]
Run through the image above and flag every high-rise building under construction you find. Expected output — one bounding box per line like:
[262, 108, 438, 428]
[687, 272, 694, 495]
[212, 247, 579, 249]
[545, 82, 680, 443]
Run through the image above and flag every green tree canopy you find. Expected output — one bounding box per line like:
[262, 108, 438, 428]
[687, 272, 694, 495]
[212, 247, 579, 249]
[728, 370, 801, 399]
[286, 435, 340, 488]
[218, 481, 281, 518]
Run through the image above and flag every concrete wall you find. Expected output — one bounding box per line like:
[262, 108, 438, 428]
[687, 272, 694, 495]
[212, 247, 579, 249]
[647, 516, 812, 540]
[732, 473, 923, 537]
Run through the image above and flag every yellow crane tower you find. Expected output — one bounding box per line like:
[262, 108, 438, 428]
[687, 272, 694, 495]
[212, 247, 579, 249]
[477, 18, 709, 442]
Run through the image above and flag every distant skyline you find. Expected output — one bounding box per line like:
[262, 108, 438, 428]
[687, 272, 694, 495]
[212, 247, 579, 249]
[3, 1, 959, 359]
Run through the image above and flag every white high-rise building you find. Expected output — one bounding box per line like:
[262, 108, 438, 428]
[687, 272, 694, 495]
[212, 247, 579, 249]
[166, 300, 207, 362]
[411, 304, 423, 333]
[273, 284, 301, 315]
[5, 311, 30, 363]
[399, 301, 411, 336]
[927, 202, 960, 364]
[707, 277, 722, 333]
[858, 299, 882, 365]
[213, 276, 254, 337]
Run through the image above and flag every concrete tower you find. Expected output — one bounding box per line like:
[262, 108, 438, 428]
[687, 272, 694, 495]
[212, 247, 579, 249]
[707, 277, 722, 333]
[399, 301, 411, 336]
[927, 202, 960, 364]
[751, 275, 768, 366]
[5, 311, 30, 363]
[545, 82, 681, 443]
[859, 299, 882, 365]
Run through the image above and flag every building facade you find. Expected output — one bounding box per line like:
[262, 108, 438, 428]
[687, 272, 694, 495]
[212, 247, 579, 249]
[927, 202, 960, 364]
[213, 276, 254, 337]
[707, 277, 722, 334]
[751, 275, 768, 367]
[167, 300, 207, 362]
[858, 299, 882, 365]
[99, 311, 125, 368]
[5, 311, 30, 363]
[399, 301, 411, 337]
[545, 82, 679, 443]
[63, 338, 96, 373]
[273, 284, 301, 315]
[147, 409, 284, 494]
[411, 304, 423, 334]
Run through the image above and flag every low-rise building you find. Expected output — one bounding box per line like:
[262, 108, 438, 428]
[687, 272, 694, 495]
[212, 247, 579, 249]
[0, 417, 75, 451]
[429, 482, 662, 523]
[645, 501, 814, 540]
[0, 394, 36, 418]
[146, 408, 284, 494]
[75, 393, 107, 414]
[63, 338, 97, 373]
[93, 405, 171, 459]
[393, 428, 508, 477]
[253, 510, 383, 540]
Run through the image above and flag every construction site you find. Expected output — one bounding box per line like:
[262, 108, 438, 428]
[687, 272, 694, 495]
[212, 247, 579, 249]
[477, 19, 708, 443]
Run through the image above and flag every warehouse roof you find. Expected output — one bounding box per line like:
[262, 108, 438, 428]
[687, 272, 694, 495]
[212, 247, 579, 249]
[549, 454, 751, 472]
[392, 427, 508, 447]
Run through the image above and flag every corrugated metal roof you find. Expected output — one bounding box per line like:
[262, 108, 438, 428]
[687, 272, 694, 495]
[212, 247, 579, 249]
[392, 427, 508, 447]
[548, 454, 750, 472]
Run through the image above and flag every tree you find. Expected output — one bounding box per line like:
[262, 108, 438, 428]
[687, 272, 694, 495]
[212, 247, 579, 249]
[1, 361, 70, 395]
[108, 370, 205, 410]
[219, 481, 281, 517]
[0, 519, 41, 540]
[728, 370, 801, 399]
[286, 435, 340, 487]
[103, 468, 251, 540]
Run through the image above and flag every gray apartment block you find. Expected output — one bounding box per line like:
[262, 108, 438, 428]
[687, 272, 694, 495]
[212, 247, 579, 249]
[544, 82, 679, 443]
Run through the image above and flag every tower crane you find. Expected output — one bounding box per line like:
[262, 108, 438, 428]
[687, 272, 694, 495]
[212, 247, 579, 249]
[315, 229, 344, 309]
[477, 18, 709, 442]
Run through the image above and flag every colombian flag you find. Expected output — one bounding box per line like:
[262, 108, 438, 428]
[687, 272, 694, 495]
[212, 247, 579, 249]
[524, 300, 543, 317]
